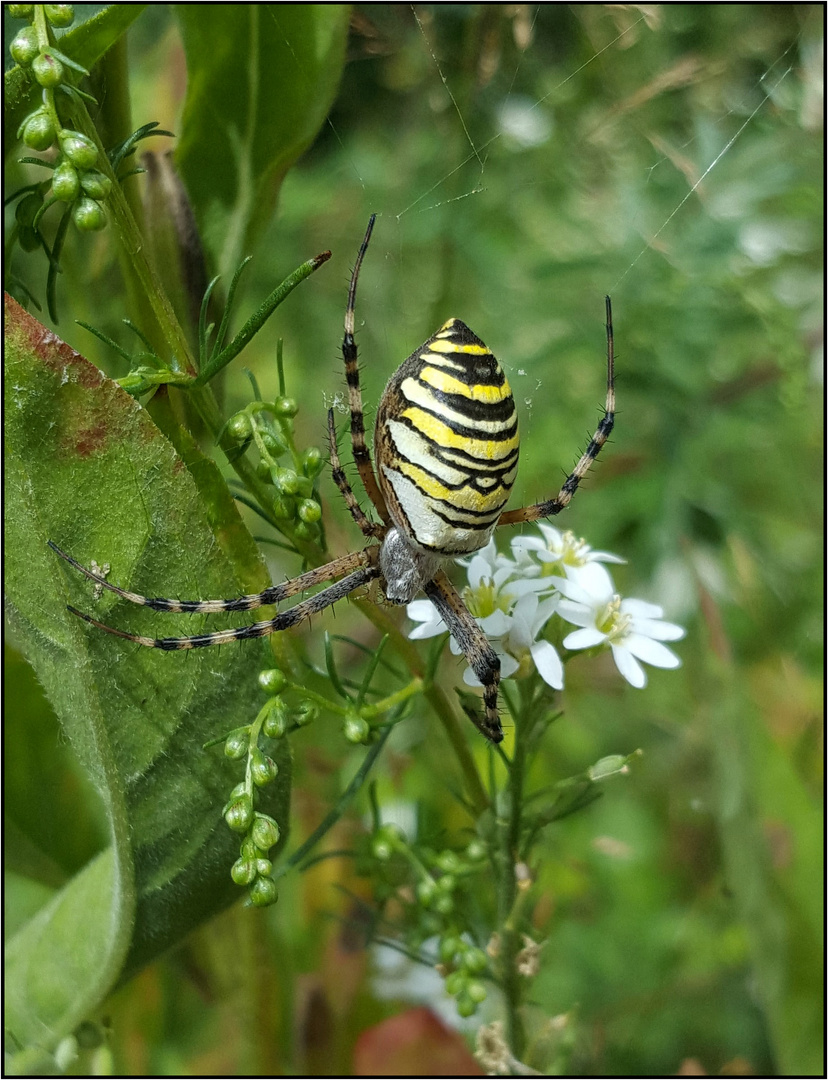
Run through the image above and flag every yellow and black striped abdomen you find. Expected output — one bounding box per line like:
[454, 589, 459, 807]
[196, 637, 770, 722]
[375, 318, 519, 555]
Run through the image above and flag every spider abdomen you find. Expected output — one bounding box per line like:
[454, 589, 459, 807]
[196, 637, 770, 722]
[375, 318, 519, 556]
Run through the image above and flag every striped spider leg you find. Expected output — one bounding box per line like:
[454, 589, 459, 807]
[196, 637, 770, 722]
[497, 296, 615, 528]
[49, 539, 380, 650]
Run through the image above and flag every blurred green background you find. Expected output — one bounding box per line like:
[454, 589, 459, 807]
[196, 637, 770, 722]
[5, 4, 823, 1076]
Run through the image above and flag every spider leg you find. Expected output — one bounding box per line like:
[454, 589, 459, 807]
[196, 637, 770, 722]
[48, 539, 375, 613]
[342, 214, 391, 525]
[424, 570, 503, 743]
[66, 564, 381, 650]
[327, 409, 385, 540]
[498, 296, 615, 527]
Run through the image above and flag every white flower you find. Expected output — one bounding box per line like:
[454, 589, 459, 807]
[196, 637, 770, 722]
[406, 539, 562, 690]
[556, 563, 685, 688]
[510, 523, 624, 589]
[459, 591, 564, 691]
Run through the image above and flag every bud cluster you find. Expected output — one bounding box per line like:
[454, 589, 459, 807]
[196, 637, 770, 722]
[367, 825, 493, 1017]
[225, 397, 324, 543]
[11, 5, 112, 234]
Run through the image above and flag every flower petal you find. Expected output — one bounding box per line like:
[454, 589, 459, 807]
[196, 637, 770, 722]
[479, 609, 512, 637]
[623, 634, 681, 669]
[407, 600, 439, 622]
[611, 644, 647, 687]
[531, 640, 564, 689]
[630, 617, 685, 641]
[563, 627, 606, 650]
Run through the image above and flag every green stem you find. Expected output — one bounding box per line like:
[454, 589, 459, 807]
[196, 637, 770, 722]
[497, 678, 529, 1057]
[361, 678, 423, 719]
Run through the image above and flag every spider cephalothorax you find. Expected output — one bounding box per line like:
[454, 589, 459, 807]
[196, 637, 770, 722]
[51, 215, 614, 742]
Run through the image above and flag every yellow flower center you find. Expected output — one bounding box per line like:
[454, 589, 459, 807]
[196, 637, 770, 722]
[464, 578, 512, 619]
[596, 595, 631, 640]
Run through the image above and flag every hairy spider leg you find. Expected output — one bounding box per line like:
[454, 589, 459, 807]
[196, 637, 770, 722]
[66, 562, 381, 650]
[498, 296, 615, 526]
[48, 539, 373, 614]
[424, 570, 503, 743]
[341, 213, 391, 524]
[327, 408, 386, 540]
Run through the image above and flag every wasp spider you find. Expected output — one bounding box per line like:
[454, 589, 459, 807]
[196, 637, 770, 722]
[51, 216, 615, 742]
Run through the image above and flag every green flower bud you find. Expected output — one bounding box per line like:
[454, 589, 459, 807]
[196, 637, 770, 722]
[272, 494, 295, 520]
[260, 429, 287, 455]
[465, 839, 487, 862]
[51, 159, 80, 201]
[251, 815, 280, 851]
[226, 412, 253, 444]
[22, 110, 56, 151]
[294, 702, 317, 727]
[10, 27, 39, 65]
[343, 713, 370, 744]
[249, 875, 278, 907]
[79, 169, 112, 200]
[434, 893, 455, 915]
[44, 4, 75, 26]
[294, 521, 320, 542]
[302, 446, 324, 477]
[439, 936, 460, 965]
[224, 793, 253, 833]
[258, 668, 287, 696]
[416, 878, 438, 907]
[59, 130, 98, 169]
[463, 947, 488, 975]
[231, 857, 257, 885]
[8, 5, 35, 18]
[72, 196, 106, 232]
[32, 51, 64, 88]
[255, 857, 273, 877]
[435, 850, 462, 875]
[444, 970, 465, 996]
[298, 498, 322, 524]
[224, 729, 249, 760]
[455, 993, 477, 1018]
[262, 700, 289, 739]
[275, 467, 299, 495]
[250, 748, 279, 787]
[274, 396, 298, 418]
[466, 980, 487, 1003]
[228, 781, 247, 801]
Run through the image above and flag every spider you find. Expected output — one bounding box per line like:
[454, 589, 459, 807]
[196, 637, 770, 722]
[50, 215, 615, 743]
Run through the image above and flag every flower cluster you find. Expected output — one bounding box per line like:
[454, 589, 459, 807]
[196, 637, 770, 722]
[408, 524, 684, 693]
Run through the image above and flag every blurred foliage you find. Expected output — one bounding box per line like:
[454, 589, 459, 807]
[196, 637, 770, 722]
[4, 3, 823, 1077]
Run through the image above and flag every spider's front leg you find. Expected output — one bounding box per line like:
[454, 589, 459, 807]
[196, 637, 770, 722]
[340, 214, 391, 525]
[498, 296, 615, 527]
[424, 571, 503, 743]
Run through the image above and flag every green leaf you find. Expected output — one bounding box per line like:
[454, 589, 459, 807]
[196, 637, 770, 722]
[174, 4, 350, 277]
[4, 295, 291, 1052]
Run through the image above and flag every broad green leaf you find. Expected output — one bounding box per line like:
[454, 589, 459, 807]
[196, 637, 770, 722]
[174, 4, 350, 277]
[4, 5, 147, 160]
[4, 295, 291, 1051]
